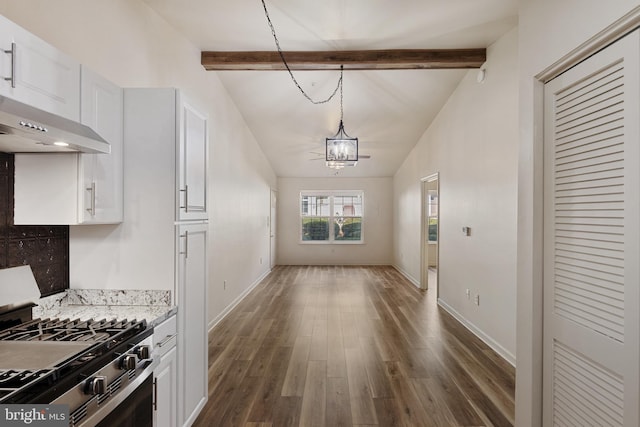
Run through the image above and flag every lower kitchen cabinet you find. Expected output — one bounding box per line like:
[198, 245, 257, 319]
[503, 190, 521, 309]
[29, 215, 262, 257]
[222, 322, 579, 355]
[154, 315, 178, 427]
[154, 346, 177, 427]
[176, 222, 208, 427]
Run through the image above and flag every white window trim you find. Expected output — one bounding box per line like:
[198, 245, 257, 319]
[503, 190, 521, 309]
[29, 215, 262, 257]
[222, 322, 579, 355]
[299, 190, 364, 244]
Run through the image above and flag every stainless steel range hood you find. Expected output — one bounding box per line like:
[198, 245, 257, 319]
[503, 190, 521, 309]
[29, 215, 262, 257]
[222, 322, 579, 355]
[0, 95, 110, 154]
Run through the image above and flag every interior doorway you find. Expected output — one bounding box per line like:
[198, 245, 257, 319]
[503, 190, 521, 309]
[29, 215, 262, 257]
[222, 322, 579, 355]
[420, 173, 439, 294]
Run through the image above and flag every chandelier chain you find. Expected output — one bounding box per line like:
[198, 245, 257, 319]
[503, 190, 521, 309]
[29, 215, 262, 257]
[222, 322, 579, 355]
[340, 65, 344, 122]
[261, 0, 342, 105]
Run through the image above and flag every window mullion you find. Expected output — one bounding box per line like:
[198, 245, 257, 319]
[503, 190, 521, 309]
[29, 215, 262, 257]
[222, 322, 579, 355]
[329, 195, 335, 242]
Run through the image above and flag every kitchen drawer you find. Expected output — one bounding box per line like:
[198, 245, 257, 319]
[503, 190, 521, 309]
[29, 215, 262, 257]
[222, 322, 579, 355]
[154, 315, 177, 357]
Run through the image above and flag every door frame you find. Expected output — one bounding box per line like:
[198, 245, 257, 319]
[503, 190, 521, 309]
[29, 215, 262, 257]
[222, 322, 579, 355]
[420, 173, 439, 293]
[269, 188, 277, 270]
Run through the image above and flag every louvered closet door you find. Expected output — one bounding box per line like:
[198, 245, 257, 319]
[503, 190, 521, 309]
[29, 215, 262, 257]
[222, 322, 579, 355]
[543, 29, 640, 426]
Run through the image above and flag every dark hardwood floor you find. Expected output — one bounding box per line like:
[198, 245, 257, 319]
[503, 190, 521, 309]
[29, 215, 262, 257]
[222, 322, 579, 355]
[194, 265, 515, 427]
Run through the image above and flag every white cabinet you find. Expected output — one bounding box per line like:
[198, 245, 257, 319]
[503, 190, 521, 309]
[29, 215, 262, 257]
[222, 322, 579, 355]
[177, 100, 208, 221]
[78, 66, 124, 223]
[0, 14, 80, 121]
[155, 347, 177, 427]
[13, 69, 123, 225]
[14, 153, 80, 224]
[154, 315, 178, 427]
[176, 223, 208, 427]
[124, 88, 208, 427]
[124, 88, 208, 223]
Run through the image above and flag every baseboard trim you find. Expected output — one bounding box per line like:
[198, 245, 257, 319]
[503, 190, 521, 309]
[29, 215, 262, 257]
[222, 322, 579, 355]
[392, 264, 420, 288]
[438, 298, 516, 367]
[207, 269, 271, 332]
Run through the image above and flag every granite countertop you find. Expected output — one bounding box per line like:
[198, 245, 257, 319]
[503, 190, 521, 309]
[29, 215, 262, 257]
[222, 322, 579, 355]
[33, 289, 177, 328]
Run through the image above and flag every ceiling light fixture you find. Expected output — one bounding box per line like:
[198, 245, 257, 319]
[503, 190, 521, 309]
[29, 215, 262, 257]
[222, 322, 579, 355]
[261, 0, 358, 170]
[326, 65, 358, 170]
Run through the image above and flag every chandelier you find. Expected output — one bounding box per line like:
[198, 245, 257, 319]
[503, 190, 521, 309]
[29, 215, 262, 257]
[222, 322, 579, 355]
[326, 66, 358, 170]
[261, 0, 358, 170]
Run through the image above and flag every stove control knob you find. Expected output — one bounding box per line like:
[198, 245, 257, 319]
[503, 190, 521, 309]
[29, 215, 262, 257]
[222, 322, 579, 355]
[137, 345, 151, 360]
[121, 354, 137, 370]
[85, 376, 107, 395]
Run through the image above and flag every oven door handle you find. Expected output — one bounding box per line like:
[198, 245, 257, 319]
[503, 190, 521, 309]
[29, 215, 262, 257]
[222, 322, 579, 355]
[75, 357, 159, 427]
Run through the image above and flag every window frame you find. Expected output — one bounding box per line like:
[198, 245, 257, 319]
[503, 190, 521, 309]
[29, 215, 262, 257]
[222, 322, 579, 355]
[299, 190, 364, 244]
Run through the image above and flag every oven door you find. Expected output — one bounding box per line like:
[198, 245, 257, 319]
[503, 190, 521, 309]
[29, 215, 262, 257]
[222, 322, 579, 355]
[95, 376, 153, 427]
[76, 358, 158, 427]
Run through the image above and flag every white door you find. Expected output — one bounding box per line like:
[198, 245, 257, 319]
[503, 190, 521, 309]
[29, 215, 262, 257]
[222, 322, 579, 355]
[543, 29, 639, 426]
[270, 189, 277, 269]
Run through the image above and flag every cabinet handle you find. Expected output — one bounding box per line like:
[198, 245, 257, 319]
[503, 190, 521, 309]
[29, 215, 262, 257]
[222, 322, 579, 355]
[153, 378, 158, 411]
[179, 230, 189, 258]
[179, 185, 189, 212]
[3, 42, 16, 88]
[86, 182, 96, 216]
[157, 333, 177, 348]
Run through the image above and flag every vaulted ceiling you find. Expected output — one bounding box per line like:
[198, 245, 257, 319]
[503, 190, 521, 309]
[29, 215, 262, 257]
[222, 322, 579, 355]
[142, 0, 518, 177]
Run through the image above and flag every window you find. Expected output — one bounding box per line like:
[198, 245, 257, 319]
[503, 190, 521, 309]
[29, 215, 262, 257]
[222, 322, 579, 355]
[427, 190, 438, 243]
[300, 191, 363, 243]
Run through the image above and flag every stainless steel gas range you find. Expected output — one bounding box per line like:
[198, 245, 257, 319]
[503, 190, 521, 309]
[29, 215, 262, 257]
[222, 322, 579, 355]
[0, 266, 158, 427]
[0, 310, 156, 426]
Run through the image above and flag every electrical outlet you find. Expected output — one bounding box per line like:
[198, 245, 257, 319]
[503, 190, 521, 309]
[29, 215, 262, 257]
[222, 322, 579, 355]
[466, 289, 471, 299]
[474, 294, 480, 306]
[223, 280, 226, 290]
[260, 257, 263, 264]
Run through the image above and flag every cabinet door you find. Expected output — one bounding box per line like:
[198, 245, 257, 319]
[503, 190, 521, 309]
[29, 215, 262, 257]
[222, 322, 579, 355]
[154, 346, 177, 427]
[176, 223, 208, 427]
[0, 15, 80, 121]
[79, 67, 123, 224]
[177, 96, 208, 221]
[14, 153, 80, 225]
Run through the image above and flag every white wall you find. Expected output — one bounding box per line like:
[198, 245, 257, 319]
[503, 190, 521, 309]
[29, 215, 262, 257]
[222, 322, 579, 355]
[393, 28, 519, 363]
[516, 1, 640, 426]
[0, 0, 277, 325]
[278, 177, 393, 265]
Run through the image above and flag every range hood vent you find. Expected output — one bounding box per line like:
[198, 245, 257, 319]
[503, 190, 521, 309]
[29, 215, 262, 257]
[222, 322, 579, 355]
[0, 95, 110, 154]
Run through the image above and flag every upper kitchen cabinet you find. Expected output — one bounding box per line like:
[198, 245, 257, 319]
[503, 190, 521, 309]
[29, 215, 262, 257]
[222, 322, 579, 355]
[13, 69, 123, 225]
[124, 88, 208, 222]
[0, 14, 80, 121]
[178, 100, 208, 221]
[78, 66, 123, 223]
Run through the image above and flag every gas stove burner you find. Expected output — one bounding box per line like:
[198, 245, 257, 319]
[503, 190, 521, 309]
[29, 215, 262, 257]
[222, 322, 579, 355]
[0, 318, 143, 343]
[67, 331, 112, 342]
[0, 369, 53, 388]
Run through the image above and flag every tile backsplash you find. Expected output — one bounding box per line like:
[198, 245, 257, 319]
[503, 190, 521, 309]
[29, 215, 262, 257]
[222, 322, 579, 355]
[0, 153, 69, 296]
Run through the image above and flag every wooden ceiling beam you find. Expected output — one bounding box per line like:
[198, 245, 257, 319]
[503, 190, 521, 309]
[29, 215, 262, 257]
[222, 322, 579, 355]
[201, 48, 486, 71]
